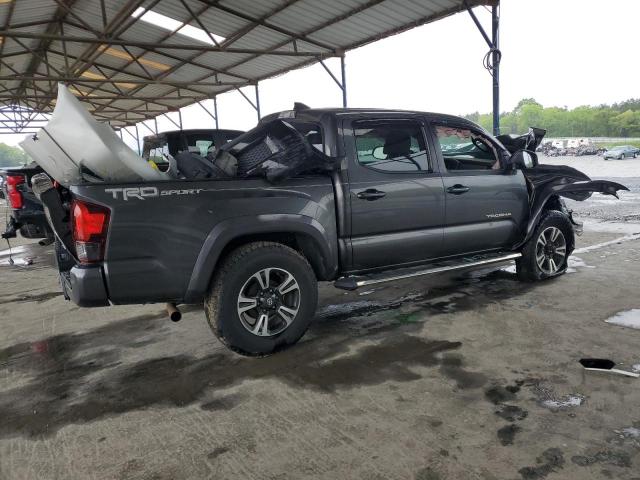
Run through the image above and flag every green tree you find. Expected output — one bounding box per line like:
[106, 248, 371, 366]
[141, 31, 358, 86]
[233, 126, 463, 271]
[610, 110, 640, 137]
[464, 98, 640, 138]
[0, 143, 30, 168]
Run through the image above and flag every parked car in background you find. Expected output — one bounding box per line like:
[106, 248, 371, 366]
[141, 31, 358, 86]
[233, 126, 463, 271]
[1, 164, 53, 241]
[603, 145, 639, 160]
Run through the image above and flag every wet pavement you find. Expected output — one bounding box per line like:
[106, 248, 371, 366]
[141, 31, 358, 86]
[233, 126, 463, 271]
[1, 188, 640, 478]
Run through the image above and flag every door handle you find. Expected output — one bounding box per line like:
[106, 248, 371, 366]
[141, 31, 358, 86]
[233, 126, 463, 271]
[447, 184, 470, 195]
[356, 189, 386, 201]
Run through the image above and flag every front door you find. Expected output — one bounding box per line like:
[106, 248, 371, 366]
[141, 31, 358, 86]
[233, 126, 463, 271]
[346, 117, 446, 271]
[429, 123, 529, 257]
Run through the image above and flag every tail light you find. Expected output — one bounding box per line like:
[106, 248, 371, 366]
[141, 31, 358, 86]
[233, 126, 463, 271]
[72, 200, 110, 264]
[6, 174, 25, 209]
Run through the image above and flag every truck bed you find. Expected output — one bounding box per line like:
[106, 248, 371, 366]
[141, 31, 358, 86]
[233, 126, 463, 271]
[65, 176, 338, 305]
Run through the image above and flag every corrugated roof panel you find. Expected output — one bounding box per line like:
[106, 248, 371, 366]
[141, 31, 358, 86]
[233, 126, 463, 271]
[268, 0, 361, 36]
[227, 55, 307, 79]
[192, 51, 255, 73]
[196, 6, 251, 38]
[10, 0, 58, 25]
[0, 0, 484, 129]
[218, 0, 283, 19]
[229, 25, 291, 51]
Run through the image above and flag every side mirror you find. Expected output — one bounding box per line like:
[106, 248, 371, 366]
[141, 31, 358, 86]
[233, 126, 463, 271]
[508, 149, 537, 169]
[372, 145, 387, 160]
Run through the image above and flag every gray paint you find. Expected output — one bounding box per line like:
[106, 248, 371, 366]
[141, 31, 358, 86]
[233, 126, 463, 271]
[52, 109, 626, 307]
[71, 177, 337, 304]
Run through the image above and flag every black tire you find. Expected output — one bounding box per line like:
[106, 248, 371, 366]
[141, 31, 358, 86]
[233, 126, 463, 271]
[204, 241, 318, 356]
[516, 210, 574, 282]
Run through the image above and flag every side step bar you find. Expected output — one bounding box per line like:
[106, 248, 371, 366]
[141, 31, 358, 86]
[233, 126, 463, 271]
[334, 252, 522, 291]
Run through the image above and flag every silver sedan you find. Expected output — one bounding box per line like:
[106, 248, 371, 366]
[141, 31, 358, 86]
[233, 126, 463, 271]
[603, 145, 638, 160]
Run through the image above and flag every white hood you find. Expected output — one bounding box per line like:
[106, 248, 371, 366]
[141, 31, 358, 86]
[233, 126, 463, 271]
[20, 84, 169, 187]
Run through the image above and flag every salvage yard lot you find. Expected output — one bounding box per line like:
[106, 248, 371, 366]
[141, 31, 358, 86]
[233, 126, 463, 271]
[1, 156, 639, 480]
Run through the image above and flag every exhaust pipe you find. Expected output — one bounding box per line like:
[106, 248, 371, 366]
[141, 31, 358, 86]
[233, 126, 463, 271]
[166, 303, 182, 322]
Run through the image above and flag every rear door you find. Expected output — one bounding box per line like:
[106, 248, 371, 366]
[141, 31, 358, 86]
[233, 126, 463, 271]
[428, 122, 529, 256]
[345, 116, 445, 271]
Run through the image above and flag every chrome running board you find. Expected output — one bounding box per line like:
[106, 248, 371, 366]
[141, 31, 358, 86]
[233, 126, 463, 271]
[334, 252, 522, 291]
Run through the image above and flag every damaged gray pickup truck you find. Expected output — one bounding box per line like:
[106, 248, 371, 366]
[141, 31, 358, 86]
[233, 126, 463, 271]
[28, 98, 627, 355]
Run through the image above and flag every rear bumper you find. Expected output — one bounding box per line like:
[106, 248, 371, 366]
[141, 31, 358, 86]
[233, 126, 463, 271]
[61, 265, 110, 307]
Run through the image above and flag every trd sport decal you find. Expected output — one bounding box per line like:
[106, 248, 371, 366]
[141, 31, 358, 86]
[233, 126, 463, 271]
[105, 187, 203, 201]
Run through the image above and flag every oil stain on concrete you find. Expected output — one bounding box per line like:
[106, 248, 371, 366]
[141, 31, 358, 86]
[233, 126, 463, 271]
[0, 309, 467, 438]
[518, 447, 565, 479]
[497, 423, 522, 446]
[571, 449, 632, 468]
[0, 264, 529, 440]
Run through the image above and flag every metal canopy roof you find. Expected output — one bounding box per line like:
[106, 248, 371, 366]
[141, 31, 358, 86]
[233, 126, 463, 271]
[0, 0, 494, 133]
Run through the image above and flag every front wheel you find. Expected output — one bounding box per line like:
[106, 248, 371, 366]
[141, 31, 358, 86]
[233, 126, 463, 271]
[517, 211, 573, 282]
[205, 242, 318, 356]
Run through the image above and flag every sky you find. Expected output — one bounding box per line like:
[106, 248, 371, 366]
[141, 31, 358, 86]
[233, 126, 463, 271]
[2, 0, 639, 149]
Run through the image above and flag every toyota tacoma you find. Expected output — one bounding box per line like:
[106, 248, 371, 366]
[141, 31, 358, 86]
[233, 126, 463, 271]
[27, 103, 627, 355]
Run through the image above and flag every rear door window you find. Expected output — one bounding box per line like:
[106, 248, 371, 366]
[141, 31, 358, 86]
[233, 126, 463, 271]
[353, 120, 430, 172]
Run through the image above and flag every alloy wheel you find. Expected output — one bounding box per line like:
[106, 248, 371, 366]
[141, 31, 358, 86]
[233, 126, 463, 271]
[535, 226, 567, 275]
[237, 267, 300, 337]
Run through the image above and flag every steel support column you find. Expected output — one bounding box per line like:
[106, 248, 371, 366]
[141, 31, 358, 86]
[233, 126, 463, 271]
[465, 0, 501, 136]
[319, 56, 347, 108]
[255, 84, 261, 121]
[235, 84, 260, 121]
[491, 3, 500, 136]
[340, 55, 347, 108]
[134, 124, 140, 155]
[213, 96, 219, 129]
[197, 99, 219, 128]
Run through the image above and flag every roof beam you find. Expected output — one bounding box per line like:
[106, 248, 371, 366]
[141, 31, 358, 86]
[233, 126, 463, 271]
[14, 0, 79, 102]
[0, 76, 246, 87]
[0, 31, 326, 56]
[199, 0, 334, 52]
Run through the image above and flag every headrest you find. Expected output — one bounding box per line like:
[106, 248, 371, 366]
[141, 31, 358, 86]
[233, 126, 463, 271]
[306, 132, 322, 145]
[383, 133, 411, 158]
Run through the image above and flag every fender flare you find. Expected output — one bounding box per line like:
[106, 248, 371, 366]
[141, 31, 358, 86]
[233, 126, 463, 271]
[183, 214, 338, 303]
[515, 180, 628, 249]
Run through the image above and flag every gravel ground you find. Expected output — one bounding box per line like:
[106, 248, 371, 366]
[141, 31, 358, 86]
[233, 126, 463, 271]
[539, 155, 640, 222]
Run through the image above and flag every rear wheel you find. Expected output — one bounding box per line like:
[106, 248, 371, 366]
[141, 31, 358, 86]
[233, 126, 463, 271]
[205, 242, 318, 356]
[517, 211, 573, 282]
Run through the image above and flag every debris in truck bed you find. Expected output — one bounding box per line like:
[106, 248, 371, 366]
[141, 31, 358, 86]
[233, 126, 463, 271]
[216, 118, 338, 182]
[20, 84, 337, 186]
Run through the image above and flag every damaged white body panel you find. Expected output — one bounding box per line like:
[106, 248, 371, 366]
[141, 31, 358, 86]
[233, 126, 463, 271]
[20, 84, 169, 187]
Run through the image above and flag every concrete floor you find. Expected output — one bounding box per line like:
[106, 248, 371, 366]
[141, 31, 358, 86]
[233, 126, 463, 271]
[1, 182, 640, 479]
